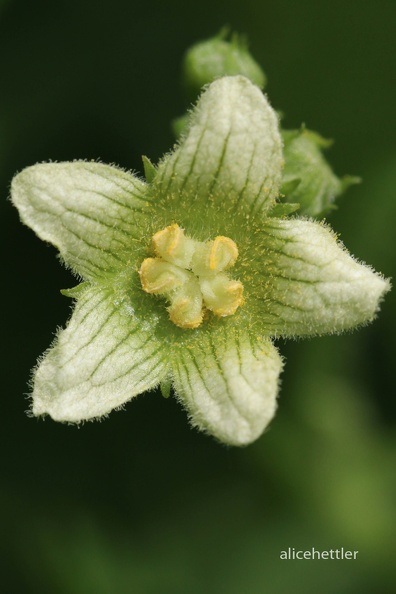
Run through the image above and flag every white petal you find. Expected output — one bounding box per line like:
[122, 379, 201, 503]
[32, 286, 169, 421]
[171, 329, 283, 446]
[253, 218, 391, 337]
[155, 76, 283, 216]
[11, 161, 151, 280]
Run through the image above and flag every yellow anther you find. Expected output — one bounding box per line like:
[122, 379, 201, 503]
[152, 223, 196, 269]
[152, 223, 182, 257]
[168, 282, 204, 329]
[208, 236, 239, 271]
[139, 257, 188, 295]
[200, 274, 244, 317]
[139, 225, 244, 329]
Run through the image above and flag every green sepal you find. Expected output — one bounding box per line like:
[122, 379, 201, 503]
[160, 378, 172, 399]
[303, 128, 333, 149]
[279, 178, 301, 196]
[60, 282, 89, 298]
[268, 203, 300, 217]
[142, 155, 157, 183]
[341, 175, 361, 191]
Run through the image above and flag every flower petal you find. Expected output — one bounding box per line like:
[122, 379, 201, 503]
[171, 329, 282, 446]
[251, 218, 390, 337]
[31, 285, 169, 422]
[11, 161, 151, 280]
[155, 76, 283, 216]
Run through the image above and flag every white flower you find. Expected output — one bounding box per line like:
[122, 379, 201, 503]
[11, 76, 390, 445]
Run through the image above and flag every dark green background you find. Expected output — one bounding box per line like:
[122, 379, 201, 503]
[1, 1, 395, 592]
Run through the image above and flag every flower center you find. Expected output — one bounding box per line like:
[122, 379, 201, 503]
[139, 224, 244, 329]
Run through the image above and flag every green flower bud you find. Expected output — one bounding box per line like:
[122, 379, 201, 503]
[182, 30, 266, 101]
[280, 128, 360, 218]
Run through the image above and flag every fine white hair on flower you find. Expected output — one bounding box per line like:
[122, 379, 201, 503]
[11, 76, 390, 446]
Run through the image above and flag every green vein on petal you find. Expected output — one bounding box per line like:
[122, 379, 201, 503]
[32, 285, 169, 422]
[11, 161, 152, 281]
[249, 218, 391, 337]
[155, 76, 283, 218]
[171, 326, 282, 446]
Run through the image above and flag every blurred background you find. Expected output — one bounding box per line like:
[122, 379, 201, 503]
[1, 0, 395, 592]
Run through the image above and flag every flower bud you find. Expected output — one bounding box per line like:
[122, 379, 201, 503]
[280, 128, 359, 218]
[182, 32, 266, 101]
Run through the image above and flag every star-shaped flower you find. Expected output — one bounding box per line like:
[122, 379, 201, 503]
[11, 76, 389, 446]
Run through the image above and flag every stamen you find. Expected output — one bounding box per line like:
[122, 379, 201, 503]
[168, 280, 203, 329]
[139, 225, 244, 328]
[209, 236, 239, 271]
[139, 258, 189, 295]
[152, 223, 196, 269]
[200, 274, 244, 316]
[152, 224, 182, 257]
